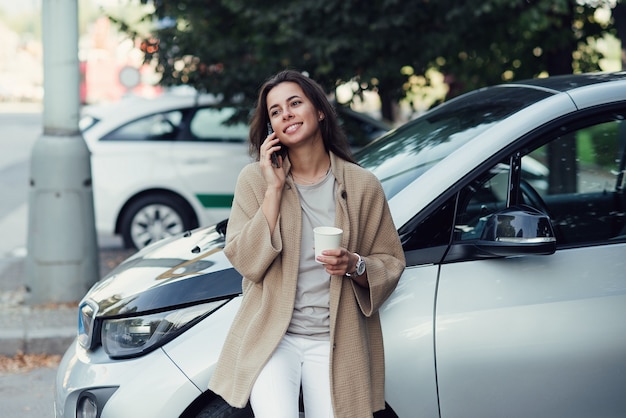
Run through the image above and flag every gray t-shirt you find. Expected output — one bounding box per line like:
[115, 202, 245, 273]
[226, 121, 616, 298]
[287, 170, 336, 338]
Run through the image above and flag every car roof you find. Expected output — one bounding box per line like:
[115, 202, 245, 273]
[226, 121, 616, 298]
[505, 71, 626, 92]
[81, 91, 222, 126]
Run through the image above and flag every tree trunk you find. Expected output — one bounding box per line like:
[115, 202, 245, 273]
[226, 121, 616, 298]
[544, 2, 577, 194]
[378, 85, 395, 123]
[613, 4, 626, 70]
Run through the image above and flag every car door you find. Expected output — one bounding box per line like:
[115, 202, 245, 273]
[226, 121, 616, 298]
[381, 196, 458, 418]
[89, 108, 186, 233]
[172, 106, 253, 225]
[435, 109, 626, 417]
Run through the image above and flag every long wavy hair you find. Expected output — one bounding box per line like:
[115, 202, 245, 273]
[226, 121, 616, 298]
[248, 70, 356, 164]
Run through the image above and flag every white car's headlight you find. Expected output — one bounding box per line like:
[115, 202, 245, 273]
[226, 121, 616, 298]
[101, 300, 227, 358]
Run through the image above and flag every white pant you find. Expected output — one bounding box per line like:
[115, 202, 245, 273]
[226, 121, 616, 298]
[250, 333, 334, 418]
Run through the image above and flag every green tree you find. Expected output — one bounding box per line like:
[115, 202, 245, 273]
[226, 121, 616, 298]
[120, 0, 615, 122]
[432, 0, 611, 98]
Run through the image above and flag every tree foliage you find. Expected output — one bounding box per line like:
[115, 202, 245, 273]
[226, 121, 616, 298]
[119, 0, 617, 121]
[433, 0, 611, 94]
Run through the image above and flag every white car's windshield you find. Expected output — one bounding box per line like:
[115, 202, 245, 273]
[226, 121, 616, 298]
[357, 86, 554, 198]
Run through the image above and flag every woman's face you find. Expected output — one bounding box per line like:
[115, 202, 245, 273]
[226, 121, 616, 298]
[266, 81, 323, 149]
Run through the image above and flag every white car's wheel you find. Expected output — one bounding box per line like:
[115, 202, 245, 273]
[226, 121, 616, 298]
[120, 194, 197, 249]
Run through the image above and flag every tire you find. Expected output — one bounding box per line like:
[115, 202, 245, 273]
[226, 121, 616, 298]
[194, 397, 254, 418]
[119, 193, 196, 249]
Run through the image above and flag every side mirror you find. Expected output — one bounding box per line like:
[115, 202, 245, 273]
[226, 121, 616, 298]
[475, 205, 556, 257]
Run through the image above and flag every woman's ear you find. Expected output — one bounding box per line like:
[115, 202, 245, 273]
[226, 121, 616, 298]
[318, 112, 325, 121]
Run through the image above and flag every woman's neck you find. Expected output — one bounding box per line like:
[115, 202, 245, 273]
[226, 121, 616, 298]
[289, 151, 331, 185]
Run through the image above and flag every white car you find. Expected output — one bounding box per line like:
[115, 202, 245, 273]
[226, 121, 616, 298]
[81, 93, 389, 249]
[57, 72, 626, 417]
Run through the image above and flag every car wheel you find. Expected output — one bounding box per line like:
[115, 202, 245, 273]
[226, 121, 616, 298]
[194, 398, 253, 418]
[120, 193, 196, 249]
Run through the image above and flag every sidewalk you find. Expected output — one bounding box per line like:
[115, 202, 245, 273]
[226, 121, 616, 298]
[0, 244, 135, 357]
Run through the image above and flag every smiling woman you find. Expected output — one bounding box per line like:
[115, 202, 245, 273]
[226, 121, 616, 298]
[208, 70, 405, 418]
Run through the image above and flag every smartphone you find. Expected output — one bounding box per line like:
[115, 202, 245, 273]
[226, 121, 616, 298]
[267, 123, 281, 168]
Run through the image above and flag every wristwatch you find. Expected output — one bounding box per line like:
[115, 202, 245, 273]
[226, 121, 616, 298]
[345, 253, 365, 277]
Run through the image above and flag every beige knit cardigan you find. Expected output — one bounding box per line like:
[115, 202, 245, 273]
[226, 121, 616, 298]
[208, 152, 406, 417]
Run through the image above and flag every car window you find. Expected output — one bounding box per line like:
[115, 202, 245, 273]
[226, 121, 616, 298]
[400, 195, 456, 256]
[529, 119, 626, 246]
[336, 110, 388, 147]
[101, 110, 183, 141]
[454, 162, 512, 241]
[357, 86, 553, 199]
[189, 107, 248, 143]
[454, 115, 626, 247]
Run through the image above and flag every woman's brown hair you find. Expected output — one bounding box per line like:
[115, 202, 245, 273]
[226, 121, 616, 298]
[248, 70, 356, 164]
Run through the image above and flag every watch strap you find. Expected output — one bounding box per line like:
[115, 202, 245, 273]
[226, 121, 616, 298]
[346, 253, 365, 277]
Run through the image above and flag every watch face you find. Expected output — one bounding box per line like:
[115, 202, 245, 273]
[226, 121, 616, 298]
[356, 258, 365, 275]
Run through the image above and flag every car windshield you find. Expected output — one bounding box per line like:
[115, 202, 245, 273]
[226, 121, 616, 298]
[356, 86, 554, 198]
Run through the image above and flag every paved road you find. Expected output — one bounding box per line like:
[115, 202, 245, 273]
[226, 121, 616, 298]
[0, 109, 40, 258]
[0, 106, 63, 417]
[0, 367, 57, 417]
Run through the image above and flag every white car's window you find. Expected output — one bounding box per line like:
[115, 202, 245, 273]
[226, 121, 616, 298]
[529, 119, 626, 246]
[358, 86, 553, 199]
[454, 163, 511, 241]
[530, 121, 623, 196]
[102, 110, 183, 141]
[189, 107, 248, 142]
[454, 117, 626, 247]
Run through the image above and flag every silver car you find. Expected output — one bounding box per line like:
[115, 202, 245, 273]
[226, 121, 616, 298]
[55, 72, 626, 418]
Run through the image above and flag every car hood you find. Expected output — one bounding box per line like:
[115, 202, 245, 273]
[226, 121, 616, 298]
[85, 220, 242, 317]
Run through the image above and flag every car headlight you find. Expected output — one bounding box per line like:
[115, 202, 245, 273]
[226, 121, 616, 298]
[101, 300, 227, 358]
[78, 301, 97, 349]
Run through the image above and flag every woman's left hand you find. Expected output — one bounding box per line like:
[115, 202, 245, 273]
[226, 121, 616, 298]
[318, 249, 368, 287]
[316, 248, 355, 276]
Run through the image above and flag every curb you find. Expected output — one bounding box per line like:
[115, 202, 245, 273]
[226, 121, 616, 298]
[0, 245, 135, 358]
[0, 304, 77, 357]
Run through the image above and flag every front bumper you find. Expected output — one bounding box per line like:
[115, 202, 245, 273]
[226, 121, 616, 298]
[54, 297, 241, 418]
[54, 339, 201, 418]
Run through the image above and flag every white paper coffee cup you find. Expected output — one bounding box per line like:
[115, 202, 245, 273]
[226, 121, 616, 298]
[313, 226, 343, 263]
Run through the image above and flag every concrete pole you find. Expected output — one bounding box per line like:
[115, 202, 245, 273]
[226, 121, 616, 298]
[26, 0, 99, 304]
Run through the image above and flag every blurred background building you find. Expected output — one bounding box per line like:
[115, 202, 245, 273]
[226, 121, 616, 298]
[0, 0, 160, 106]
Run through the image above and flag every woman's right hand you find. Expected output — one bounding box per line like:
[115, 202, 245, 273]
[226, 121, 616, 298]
[259, 132, 285, 234]
[260, 132, 286, 189]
